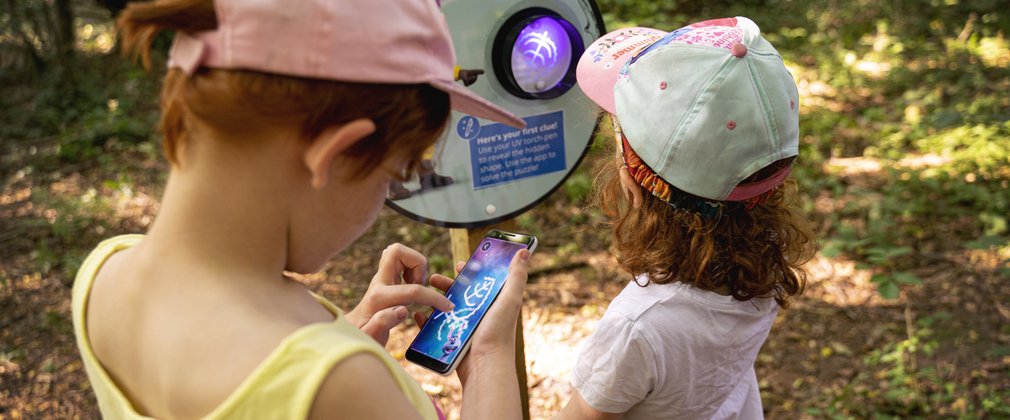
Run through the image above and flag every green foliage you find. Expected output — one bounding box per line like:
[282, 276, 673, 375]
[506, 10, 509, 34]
[42, 310, 73, 335]
[596, 0, 773, 31]
[914, 122, 1010, 181]
[806, 312, 1010, 418]
[871, 271, 922, 300]
[965, 235, 1008, 250]
[26, 185, 119, 278]
[1, 0, 81, 77]
[0, 348, 27, 366]
[55, 99, 156, 164]
[2, 27, 164, 173]
[428, 254, 452, 278]
[517, 212, 541, 237]
[556, 241, 581, 259]
[563, 171, 593, 204]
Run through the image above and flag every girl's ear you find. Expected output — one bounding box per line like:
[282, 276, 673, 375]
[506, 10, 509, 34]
[619, 166, 644, 208]
[303, 119, 377, 189]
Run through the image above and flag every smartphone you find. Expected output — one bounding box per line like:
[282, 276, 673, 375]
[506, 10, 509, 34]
[406, 229, 537, 375]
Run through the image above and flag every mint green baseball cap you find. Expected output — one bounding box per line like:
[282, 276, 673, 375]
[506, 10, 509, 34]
[578, 17, 799, 203]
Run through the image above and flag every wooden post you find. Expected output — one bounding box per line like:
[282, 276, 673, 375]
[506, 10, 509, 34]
[449, 220, 530, 420]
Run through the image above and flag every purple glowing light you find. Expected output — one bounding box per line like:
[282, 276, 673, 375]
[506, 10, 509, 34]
[510, 16, 573, 94]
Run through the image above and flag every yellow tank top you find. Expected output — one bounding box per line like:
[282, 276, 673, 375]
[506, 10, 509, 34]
[71, 235, 440, 419]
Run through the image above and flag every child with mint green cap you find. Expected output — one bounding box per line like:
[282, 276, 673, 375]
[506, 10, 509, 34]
[555, 17, 817, 419]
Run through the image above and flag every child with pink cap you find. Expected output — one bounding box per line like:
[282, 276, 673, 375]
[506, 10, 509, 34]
[71, 0, 530, 419]
[555, 17, 817, 419]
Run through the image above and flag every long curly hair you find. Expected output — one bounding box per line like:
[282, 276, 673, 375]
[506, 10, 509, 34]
[593, 144, 817, 308]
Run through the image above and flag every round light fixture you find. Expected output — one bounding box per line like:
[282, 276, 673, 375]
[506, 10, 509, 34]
[494, 9, 583, 99]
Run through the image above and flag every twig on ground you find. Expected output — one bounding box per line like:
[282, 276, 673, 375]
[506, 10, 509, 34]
[528, 261, 589, 282]
[420, 230, 450, 258]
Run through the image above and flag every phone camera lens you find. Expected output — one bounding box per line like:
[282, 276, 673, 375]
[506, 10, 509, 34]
[481, 242, 491, 252]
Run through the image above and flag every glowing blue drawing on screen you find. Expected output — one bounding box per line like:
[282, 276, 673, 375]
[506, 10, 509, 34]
[510, 16, 573, 93]
[409, 238, 526, 363]
[431, 275, 497, 355]
[464, 276, 495, 307]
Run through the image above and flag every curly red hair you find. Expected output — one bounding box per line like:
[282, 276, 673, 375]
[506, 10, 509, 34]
[593, 143, 817, 308]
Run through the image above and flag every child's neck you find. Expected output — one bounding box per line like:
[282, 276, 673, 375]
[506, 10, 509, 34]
[141, 134, 300, 283]
[146, 173, 288, 278]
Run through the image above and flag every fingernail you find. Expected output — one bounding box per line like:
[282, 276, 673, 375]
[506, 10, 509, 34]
[395, 306, 408, 319]
[520, 250, 530, 262]
[448, 302, 456, 311]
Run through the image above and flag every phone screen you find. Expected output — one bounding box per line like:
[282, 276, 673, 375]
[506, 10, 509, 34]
[408, 237, 527, 365]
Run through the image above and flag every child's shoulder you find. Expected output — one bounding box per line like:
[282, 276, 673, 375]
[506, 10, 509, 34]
[604, 278, 693, 321]
[605, 276, 777, 325]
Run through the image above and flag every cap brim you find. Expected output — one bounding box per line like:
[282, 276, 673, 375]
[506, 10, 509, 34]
[430, 79, 525, 128]
[576, 28, 668, 114]
[726, 165, 792, 201]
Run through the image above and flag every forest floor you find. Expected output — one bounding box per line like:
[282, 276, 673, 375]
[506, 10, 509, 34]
[1, 142, 1007, 419]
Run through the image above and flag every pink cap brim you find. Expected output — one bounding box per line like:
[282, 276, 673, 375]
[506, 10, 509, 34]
[430, 79, 525, 128]
[576, 28, 668, 114]
[166, 0, 525, 130]
[726, 165, 792, 201]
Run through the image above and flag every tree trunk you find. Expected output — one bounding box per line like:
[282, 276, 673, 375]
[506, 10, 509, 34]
[4, 0, 46, 73]
[94, 0, 130, 16]
[54, 0, 75, 59]
[52, 0, 77, 91]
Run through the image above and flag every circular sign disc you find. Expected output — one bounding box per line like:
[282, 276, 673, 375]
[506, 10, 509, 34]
[386, 0, 605, 228]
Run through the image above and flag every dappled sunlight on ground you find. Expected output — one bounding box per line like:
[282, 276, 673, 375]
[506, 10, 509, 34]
[803, 254, 880, 306]
[825, 154, 957, 178]
[794, 78, 843, 113]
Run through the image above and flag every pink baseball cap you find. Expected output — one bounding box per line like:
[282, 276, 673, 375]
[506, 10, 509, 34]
[575, 27, 668, 115]
[167, 0, 525, 128]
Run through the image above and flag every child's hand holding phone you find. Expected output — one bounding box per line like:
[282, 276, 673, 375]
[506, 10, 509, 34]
[407, 230, 536, 376]
[452, 248, 530, 385]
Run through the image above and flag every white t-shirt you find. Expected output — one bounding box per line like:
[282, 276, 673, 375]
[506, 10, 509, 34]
[571, 278, 778, 419]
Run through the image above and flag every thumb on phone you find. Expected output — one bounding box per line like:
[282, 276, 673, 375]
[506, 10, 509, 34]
[498, 249, 530, 310]
[487, 249, 530, 332]
[462, 249, 530, 362]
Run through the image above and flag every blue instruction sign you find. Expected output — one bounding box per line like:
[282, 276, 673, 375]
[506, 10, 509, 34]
[469, 111, 566, 189]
